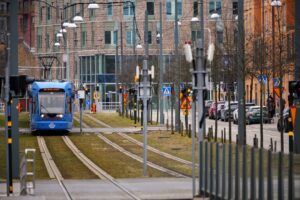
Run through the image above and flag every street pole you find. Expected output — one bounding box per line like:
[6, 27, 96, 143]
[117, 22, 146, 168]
[142, 10, 149, 177]
[5, 32, 12, 196]
[198, 0, 205, 195]
[159, 0, 164, 124]
[9, 0, 19, 181]
[237, 0, 246, 145]
[174, 0, 180, 131]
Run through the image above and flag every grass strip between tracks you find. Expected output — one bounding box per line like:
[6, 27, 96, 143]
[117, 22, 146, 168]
[104, 134, 193, 177]
[74, 113, 107, 128]
[44, 135, 97, 179]
[69, 133, 169, 178]
[0, 134, 49, 179]
[86, 112, 142, 128]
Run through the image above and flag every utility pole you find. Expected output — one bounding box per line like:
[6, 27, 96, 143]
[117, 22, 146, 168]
[174, 0, 180, 131]
[197, 0, 205, 196]
[237, 0, 246, 145]
[142, 10, 150, 176]
[159, 0, 164, 124]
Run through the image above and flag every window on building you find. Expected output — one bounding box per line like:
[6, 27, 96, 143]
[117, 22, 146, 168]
[193, 1, 198, 17]
[148, 31, 152, 44]
[39, 7, 43, 22]
[126, 31, 133, 45]
[80, 4, 85, 18]
[123, 1, 135, 16]
[37, 34, 42, 50]
[105, 31, 117, 45]
[81, 30, 86, 48]
[191, 30, 201, 41]
[89, 8, 95, 19]
[113, 31, 117, 45]
[232, 2, 238, 15]
[166, 0, 182, 16]
[107, 2, 113, 16]
[46, 6, 51, 20]
[217, 31, 223, 45]
[64, 5, 68, 19]
[147, 1, 154, 15]
[105, 31, 111, 44]
[209, 0, 221, 16]
[74, 31, 78, 48]
[71, 1, 76, 17]
[46, 33, 49, 49]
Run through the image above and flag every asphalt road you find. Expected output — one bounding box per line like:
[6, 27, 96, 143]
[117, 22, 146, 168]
[152, 110, 290, 153]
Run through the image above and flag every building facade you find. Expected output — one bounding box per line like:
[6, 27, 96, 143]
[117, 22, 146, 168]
[244, 0, 295, 109]
[32, 0, 238, 104]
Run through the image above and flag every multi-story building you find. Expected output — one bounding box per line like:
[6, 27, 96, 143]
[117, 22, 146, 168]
[244, 0, 295, 109]
[32, 0, 237, 104]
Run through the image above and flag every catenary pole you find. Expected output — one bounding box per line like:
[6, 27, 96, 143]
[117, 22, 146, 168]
[174, 0, 180, 131]
[237, 0, 246, 145]
[159, 0, 164, 124]
[142, 10, 149, 177]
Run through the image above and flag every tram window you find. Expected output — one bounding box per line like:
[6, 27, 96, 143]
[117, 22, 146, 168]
[66, 96, 71, 113]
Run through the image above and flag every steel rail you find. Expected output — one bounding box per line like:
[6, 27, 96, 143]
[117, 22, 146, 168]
[37, 136, 73, 200]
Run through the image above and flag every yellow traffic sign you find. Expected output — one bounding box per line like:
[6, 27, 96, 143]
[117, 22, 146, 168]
[180, 98, 192, 110]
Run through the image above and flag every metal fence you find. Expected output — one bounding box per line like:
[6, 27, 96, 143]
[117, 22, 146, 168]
[198, 139, 299, 199]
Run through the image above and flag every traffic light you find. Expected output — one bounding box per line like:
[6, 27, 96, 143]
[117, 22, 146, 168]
[9, 75, 35, 98]
[289, 81, 300, 98]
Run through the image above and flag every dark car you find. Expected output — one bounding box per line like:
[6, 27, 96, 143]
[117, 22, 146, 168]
[277, 107, 290, 133]
[245, 106, 270, 124]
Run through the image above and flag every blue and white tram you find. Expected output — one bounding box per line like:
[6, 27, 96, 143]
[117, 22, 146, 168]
[29, 81, 74, 132]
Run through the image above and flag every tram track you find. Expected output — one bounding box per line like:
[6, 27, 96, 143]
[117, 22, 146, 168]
[61, 135, 141, 200]
[37, 136, 73, 200]
[38, 134, 142, 200]
[84, 114, 195, 167]
[73, 116, 189, 178]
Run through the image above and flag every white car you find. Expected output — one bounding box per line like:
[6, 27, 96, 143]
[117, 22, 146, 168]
[233, 102, 256, 124]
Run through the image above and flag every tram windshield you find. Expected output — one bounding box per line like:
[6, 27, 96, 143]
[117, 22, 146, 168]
[39, 92, 65, 114]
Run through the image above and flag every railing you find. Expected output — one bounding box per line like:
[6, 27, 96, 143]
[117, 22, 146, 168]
[98, 102, 120, 111]
[20, 149, 36, 196]
[196, 136, 299, 199]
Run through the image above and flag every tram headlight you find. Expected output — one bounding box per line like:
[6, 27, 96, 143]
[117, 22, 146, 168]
[57, 114, 64, 118]
[40, 114, 45, 118]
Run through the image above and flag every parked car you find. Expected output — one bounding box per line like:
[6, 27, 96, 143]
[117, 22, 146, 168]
[216, 103, 225, 119]
[208, 101, 225, 119]
[245, 106, 270, 124]
[233, 102, 256, 124]
[205, 100, 213, 116]
[220, 101, 238, 121]
[277, 107, 290, 133]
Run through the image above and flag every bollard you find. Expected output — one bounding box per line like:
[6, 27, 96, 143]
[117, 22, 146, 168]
[166, 119, 169, 131]
[221, 130, 224, 143]
[188, 124, 191, 138]
[236, 134, 239, 145]
[180, 121, 183, 135]
[253, 134, 258, 148]
[224, 129, 226, 143]
[270, 138, 273, 151]
[274, 141, 277, 152]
